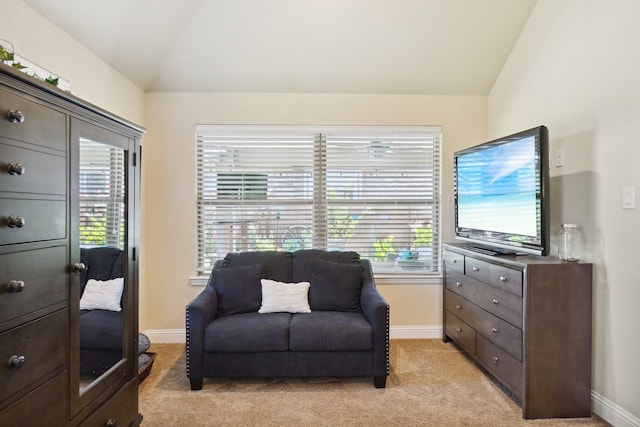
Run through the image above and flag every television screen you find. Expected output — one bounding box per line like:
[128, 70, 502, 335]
[454, 126, 549, 255]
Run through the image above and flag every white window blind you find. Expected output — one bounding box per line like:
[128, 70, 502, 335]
[79, 138, 125, 248]
[197, 125, 441, 275]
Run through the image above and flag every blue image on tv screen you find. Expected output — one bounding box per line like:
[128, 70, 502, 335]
[457, 136, 538, 237]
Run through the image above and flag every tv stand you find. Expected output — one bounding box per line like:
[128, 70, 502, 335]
[442, 243, 592, 419]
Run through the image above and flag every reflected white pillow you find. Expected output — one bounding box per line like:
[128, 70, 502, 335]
[258, 279, 311, 314]
[80, 277, 124, 312]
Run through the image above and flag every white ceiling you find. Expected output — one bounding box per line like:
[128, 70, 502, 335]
[24, 0, 536, 95]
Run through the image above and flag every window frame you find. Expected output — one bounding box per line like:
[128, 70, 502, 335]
[196, 125, 442, 277]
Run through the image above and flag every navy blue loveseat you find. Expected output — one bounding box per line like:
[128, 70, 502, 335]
[186, 250, 390, 389]
[79, 247, 124, 377]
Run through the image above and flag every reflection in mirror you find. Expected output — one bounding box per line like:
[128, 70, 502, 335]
[77, 138, 126, 394]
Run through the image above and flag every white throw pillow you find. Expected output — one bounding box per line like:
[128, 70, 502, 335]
[258, 279, 311, 314]
[80, 277, 124, 312]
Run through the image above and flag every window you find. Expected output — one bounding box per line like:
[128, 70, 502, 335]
[197, 125, 441, 275]
[79, 138, 125, 248]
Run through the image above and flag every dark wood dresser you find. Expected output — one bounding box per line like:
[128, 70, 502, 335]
[0, 63, 143, 425]
[443, 243, 592, 419]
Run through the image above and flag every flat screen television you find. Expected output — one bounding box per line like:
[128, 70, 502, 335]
[454, 126, 550, 256]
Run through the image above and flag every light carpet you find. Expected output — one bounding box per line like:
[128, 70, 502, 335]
[138, 339, 609, 426]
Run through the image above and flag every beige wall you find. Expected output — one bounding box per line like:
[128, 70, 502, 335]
[489, 0, 640, 422]
[7, 0, 639, 423]
[141, 92, 487, 332]
[1, 1, 145, 124]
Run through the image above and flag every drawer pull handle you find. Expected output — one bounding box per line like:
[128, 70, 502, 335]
[456, 328, 462, 332]
[7, 109, 25, 124]
[7, 215, 26, 228]
[456, 281, 462, 287]
[8, 355, 26, 369]
[6, 280, 25, 293]
[455, 304, 462, 310]
[472, 266, 479, 271]
[7, 162, 26, 175]
[106, 419, 117, 427]
[499, 275, 507, 282]
[492, 298, 499, 305]
[491, 327, 499, 333]
[71, 262, 87, 273]
[492, 356, 499, 364]
[451, 259, 457, 263]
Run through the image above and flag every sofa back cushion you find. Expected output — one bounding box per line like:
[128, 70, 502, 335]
[308, 259, 364, 312]
[80, 247, 124, 295]
[292, 249, 360, 282]
[223, 251, 293, 283]
[213, 264, 265, 317]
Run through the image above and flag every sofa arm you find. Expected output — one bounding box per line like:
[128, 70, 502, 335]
[359, 260, 390, 382]
[185, 284, 218, 389]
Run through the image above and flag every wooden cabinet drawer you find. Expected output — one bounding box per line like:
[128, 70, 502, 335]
[460, 255, 522, 297]
[0, 140, 66, 196]
[477, 334, 523, 397]
[79, 378, 139, 427]
[445, 311, 476, 355]
[465, 257, 490, 283]
[0, 199, 66, 245]
[473, 305, 522, 360]
[488, 263, 522, 297]
[0, 371, 67, 426]
[443, 250, 464, 273]
[0, 310, 67, 403]
[445, 289, 480, 330]
[0, 245, 68, 326]
[445, 270, 471, 297]
[472, 280, 523, 328]
[446, 270, 523, 328]
[0, 90, 66, 152]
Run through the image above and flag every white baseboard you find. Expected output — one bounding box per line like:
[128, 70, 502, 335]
[592, 390, 640, 427]
[143, 329, 186, 343]
[141, 327, 638, 427]
[143, 325, 443, 344]
[389, 325, 442, 339]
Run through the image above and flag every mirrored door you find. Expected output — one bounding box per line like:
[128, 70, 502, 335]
[69, 118, 137, 416]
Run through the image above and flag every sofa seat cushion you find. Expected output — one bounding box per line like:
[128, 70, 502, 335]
[204, 312, 291, 352]
[289, 311, 372, 351]
[80, 309, 123, 350]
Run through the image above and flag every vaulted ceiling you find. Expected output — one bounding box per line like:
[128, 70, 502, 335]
[24, 0, 536, 95]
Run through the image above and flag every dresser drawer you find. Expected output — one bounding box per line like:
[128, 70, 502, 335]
[445, 270, 471, 297]
[445, 289, 480, 330]
[0, 371, 67, 426]
[0, 309, 67, 403]
[458, 276, 522, 329]
[443, 250, 464, 273]
[0, 199, 66, 245]
[477, 334, 523, 397]
[0, 90, 66, 152]
[79, 377, 139, 427]
[465, 257, 490, 283]
[445, 311, 476, 355]
[474, 305, 522, 360]
[446, 271, 519, 322]
[0, 140, 66, 196]
[0, 245, 68, 326]
[488, 263, 522, 297]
